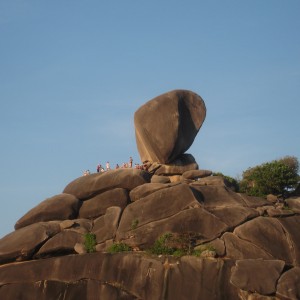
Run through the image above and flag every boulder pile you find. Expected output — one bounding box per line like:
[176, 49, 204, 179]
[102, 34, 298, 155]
[0, 90, 299, 300]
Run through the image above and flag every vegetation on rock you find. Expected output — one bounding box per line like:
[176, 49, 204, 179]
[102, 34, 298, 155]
[148, 233, 175, 255]
[148, 233, 214, 257]
[214, 156, 299, 198]
[107, 242, 132, 253]
[84, 233, 97, 253]
[239, 156, 299, 198]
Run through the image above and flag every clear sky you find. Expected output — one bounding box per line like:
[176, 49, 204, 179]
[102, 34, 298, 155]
[1, 1, 299, 238]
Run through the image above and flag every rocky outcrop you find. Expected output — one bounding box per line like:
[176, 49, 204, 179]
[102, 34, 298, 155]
[0, 90, 299, 299]
[1, 170, 299, 299]
[134, 89, 206, 164]
[116, 183, 229, 248]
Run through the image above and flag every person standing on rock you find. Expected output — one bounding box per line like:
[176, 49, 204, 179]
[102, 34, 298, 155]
[97, 164, 101, 173]
[83, 170, 90, 176]
[129, 156, 133, 168]
[106, 161, 110, 171]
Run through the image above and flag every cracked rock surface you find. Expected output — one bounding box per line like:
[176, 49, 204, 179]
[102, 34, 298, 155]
[1, 169, 299, 299]
[1, 91, 299, 299]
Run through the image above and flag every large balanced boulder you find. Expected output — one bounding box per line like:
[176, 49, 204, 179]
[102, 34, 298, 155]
[134, 89, 206, 164]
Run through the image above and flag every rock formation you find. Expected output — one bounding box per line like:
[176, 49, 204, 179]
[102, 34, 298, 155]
[0, 90, 300, 300]
[134, 89, 206, 165]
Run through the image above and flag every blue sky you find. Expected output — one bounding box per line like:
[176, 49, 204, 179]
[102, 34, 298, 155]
[1, 1, 299, 238]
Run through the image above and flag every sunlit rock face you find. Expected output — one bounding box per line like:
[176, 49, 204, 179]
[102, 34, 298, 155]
[1, 90, 300, 300]
[134, 89, 206, 164]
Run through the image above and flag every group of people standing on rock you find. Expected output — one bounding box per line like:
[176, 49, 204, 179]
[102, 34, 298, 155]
[83, 157, 146, 176]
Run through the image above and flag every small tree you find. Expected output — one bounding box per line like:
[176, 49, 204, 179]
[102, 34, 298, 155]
[240, 156, 299, 198]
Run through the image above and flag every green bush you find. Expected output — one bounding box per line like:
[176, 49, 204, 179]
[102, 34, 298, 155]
[149, 233, 175, 255]
[84, 233, 97, 253]
[240, 156, 299, 198]
[148, 233, 206, 257]
[107, 242, 132, 253]
[173, 249, 186, 257]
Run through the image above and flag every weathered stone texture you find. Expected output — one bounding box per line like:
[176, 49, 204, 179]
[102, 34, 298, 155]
[150, 174, 171, 184]
[286, 196, 300, 213]
[92, 207, 122, 243]
[117, 207, 228, 248]
[152, 154, 199, 175]
[15, 193, 81, 230]
[207, 206, 259, 229]
[35, 230, 84, 258]
[0, 253, 165, 300]
[277, 216, 300, 266]
[222, 232, 273, 260]
[182, 169, 212, 180]
[230, 259, 285, 295]
[166, 257, 238, 300]
[129, 182, 174, 202]
[276, 267, 300, 300]
[79, 188, 129, 219]
[0, 222, 60, 264]
[63, 169, 151, 200]
[59, 218, 93, 234]
[233, 217, 295, 264]
[134, 89, 206, 164]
